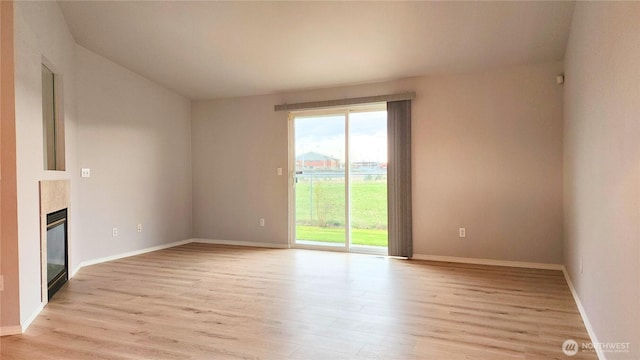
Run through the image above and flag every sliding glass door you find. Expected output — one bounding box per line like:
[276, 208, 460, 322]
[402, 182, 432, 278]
[290, 105, 388, 254]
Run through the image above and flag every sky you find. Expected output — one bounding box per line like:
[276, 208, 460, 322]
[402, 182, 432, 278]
[294, 110, 387, 163]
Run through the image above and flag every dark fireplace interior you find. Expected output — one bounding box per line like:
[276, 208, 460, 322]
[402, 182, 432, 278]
[47, 208, 68, 299]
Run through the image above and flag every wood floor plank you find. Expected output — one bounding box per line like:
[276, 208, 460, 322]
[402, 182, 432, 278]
[1, 244, 597, 359]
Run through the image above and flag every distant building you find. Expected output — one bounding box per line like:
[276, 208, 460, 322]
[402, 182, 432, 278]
[296, 152, 340, 170]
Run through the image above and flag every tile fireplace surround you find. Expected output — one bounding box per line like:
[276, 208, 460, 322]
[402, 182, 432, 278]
[39, 179, 70, 304]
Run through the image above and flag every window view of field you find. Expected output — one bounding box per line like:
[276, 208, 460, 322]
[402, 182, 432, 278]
[295, 175, 387, 246]
[294, 110, 387, 248]
[295, 175, 346, 244]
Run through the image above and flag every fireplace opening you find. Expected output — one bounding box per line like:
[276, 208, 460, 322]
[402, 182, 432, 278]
[47, 208, 68, 299]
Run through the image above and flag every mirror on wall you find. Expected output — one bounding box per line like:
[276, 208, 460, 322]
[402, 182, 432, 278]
[42, 64, 65, 171]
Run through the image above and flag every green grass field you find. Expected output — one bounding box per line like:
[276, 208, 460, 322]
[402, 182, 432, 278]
[296, 226, 388, 247]
[295, 178, 387, 247]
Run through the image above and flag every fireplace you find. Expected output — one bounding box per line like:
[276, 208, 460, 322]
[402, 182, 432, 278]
[46, 208, 68, 299]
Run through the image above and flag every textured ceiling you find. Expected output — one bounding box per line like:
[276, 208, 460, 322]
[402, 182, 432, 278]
[58, 1, 575, 100]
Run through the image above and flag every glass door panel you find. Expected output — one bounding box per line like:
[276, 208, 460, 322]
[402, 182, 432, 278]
[349, 111, 388, 250]
[294, 114, 346, 247]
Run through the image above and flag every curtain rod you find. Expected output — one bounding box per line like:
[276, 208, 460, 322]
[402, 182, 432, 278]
[274, 92, 416, 112]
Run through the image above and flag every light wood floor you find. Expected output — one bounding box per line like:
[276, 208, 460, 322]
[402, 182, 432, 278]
[1, 243, 596, 359]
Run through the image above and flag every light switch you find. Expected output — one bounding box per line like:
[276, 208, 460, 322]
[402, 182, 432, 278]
[277, 167, 283, 176]
[81, 168, 91, 178]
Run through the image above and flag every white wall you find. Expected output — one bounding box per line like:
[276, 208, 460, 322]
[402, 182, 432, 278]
[564, 2, 640, 359]
[192, 95, 288, 244]
[192, 61, 564, 264]
[13, 1, 192, 327]
[75, 45, 192, 263]
[414, 64, 564, 262]
[14, 0, 78, 325]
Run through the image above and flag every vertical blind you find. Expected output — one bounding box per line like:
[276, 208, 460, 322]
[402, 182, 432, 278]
[387, 100, 413, 257]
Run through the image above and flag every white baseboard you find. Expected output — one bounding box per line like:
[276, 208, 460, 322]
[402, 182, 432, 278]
[412, 254, 564, 270]
[412, 254, 600, 359]
[0, 325, 22, 336]
[70, 239, 193, 277]
[19, 302, 45, 335]
[14, 239, 192, 337]
[16, 239, 600, 360]
[4, 237, 284, 338]
[190, 238, 289, 249]
[69, 239, 287, 279]
[562, 268, 605, 360]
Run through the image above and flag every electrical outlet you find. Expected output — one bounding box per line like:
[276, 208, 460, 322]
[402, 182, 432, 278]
[259, 218, 265, 227]
[81, 168, 91, 178]
[137, 224, 142, 233]
[112, 227, 118, 237]
[459, 228, 466, 238]
[277, 167, 283, 176]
